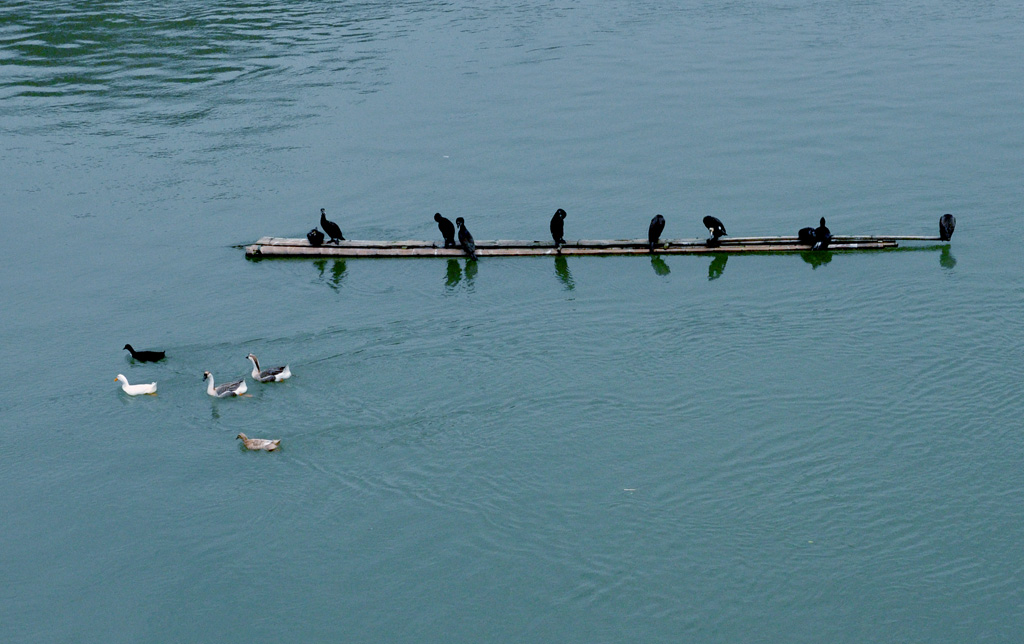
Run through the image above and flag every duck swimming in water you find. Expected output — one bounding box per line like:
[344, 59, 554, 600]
[320, 208, 345, 244]
[812, 217, 832, 251]
[115, 374, 157, 396]
[702, 215, 727, 247]
[550, 208, 567, 251]
[123, 344, 165, 362]
[203, 371, 247, 398]
[456, 217, 478, 260]
[648, 214, 666, 252]
[939, 213, 956, 241]
[236, 433, 281, 451]
[435, 213, 456, 248]
[246, 353, 291, 383]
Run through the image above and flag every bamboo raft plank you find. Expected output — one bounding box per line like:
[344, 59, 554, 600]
[242, 235, 939, 258]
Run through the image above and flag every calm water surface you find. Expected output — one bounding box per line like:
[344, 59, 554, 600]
[2, 1, 1023, 642]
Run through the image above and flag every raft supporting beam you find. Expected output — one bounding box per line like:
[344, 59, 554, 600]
[241, 235, 937, 258]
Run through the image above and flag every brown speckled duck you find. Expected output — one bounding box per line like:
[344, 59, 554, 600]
[237, 433, 281, 451]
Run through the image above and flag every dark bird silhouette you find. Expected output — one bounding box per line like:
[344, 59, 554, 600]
[307, 227, 325, 246]
[550, 208, 567, 250]
[648, 214, 666, 252]
[123, 344, 165, 362]
[320, 208, 345, 244]
[703, 215, 727, 247]
[456, 217, 478, 261]
[939, 213, 956, 241]
[812, 217, 832, 251]
[797, 227, 817, 245]
[435, 213, 456, 248]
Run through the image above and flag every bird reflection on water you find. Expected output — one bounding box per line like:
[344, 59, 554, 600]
[443, 258, 477, 292]
[445, 259, 462, 291]
[330, 260, 347, 285]
[940, 247, 957, 269]
[800, 250, 832, 269]
[707, 255, 727, 281]
[650, 256, 670, 276]
[554, 255, 575, 291]
[314, 259, 347, 289]
[463, 258, 478, 286]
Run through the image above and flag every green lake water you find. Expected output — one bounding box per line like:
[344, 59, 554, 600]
[2, 1, 1023, 641]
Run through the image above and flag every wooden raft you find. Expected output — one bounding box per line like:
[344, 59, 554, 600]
[244, 235, 945, 258]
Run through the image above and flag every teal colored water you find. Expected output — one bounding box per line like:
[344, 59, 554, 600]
[2, 2, 1023, 641]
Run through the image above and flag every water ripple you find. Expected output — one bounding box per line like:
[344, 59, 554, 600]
[0, 1, 416, 127]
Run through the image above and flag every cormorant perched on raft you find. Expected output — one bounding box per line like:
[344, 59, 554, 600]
[307, 228, 325, 246]
[434, 213, 456, 248]
[550, 208, 567, 251]
[939, 214, 956, 241]
[320, 208, 345, 244]
[455, 217, 478, 260]
[797, 227, 816, 245]
[123, 344, 165, 362]
[702, 215, 727, 247]
[812, 217, 832, 250]
[648, 214, 666, 252]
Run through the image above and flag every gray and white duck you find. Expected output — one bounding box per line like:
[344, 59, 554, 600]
[203, 371, 248, 397]
[246, 353, 292, 383]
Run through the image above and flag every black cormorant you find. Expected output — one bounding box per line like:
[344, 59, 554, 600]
[648, 214, 666, 252]
[939, 214, 956, 241]
[435, 213, 456, 248]
[550, 208, 567, 250]
[307, 228, 325, 246]
[456, 217, 478, 260]
[812, 217, 831, 251]
[797, 227, 816, 245]
[703, 215, 727, 247]
[320, 208, 345, 244]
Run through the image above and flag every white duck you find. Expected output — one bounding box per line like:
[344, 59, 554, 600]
[115, 374, 157, 396]
[203, 371, 247, 397]
[237, 432, 281, 451]
[246, 353, 292, 383]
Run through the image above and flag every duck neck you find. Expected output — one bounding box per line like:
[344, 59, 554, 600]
[206, 376, 216, 396]
[248, 356, 260, 377]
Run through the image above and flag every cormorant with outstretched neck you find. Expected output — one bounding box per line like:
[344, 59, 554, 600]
[648, 214, 666, 252]
[456, 217, 478, 260]
[435, 213, 456, 248]
[703, 215, 727, 247]
[320, 208, 345, 244]
[812, 217, 831, 250]
[939, 213, 956, 241]
[550, 208, 567, 251]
